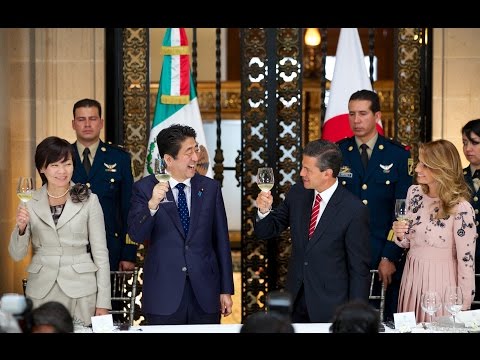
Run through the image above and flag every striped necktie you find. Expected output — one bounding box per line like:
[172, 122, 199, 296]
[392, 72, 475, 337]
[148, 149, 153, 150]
[308, 194, 322, 239]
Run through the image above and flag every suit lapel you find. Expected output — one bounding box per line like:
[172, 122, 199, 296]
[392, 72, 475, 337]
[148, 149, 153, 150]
[56, 197, 84, 230]
[188, 175, 203, 241]
[31, 186, 56, 230]
[72, 142, 88, 180]
[363, 137, 385, 181]
[88, 141, 106, 179]
[301, 190, 314, 248]
[161, 194, 184, 236]
[346, 138, 365, 176]
[306, 185, 343, 253]
[464, 169, 478, 194]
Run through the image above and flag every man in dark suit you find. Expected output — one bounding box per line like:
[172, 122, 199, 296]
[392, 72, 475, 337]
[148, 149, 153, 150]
[461, 119, 480, 309]
[71, 98, 137, 272]
[337, 89, 412, 321]
[255, 139, 371, 323]
[127, 124, 234, 324]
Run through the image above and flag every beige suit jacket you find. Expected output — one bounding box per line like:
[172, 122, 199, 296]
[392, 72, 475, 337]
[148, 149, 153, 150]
[9, 183, 111, 309]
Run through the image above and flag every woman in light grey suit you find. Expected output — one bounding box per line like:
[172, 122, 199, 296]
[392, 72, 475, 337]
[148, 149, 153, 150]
[9, 136, 111, 326]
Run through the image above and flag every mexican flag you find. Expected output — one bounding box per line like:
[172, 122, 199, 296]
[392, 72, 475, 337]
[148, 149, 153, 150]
[144, 28, 212, 177]
[321, 28, 383, 143]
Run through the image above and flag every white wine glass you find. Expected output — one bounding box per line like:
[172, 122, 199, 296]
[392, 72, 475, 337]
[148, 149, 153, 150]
[17, 177, 34, 207]
[444, 285, 463, 332]
[257, 167, 274, 193]
[420, 290, 442, 331]
[395, 199, 408, 222]
[154, 158, 172, 203]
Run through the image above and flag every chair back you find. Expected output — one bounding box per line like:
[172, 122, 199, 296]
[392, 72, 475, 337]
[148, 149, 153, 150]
[22, 278, 27, 296]
[110, 268, 139, 326]
[368, 269, 385, 320]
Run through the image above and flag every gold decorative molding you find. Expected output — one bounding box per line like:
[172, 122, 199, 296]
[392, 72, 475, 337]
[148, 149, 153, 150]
[123, 28, 149, 181]
[150, 81, 241, 122]
[153, 79, 396, 141]
[395, 28, 425, 161]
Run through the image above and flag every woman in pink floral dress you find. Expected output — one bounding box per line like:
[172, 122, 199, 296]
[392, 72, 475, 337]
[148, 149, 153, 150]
[392, 139, 476, 323]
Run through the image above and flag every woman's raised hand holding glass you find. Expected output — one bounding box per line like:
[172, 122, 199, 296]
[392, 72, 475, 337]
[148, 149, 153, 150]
[17, 177, 34, 206]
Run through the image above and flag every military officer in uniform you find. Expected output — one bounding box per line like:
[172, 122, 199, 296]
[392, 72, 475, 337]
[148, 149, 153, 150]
[461, 119, 480, 309]
[337, 90, 412, 321]
[71, 98, 137, 272]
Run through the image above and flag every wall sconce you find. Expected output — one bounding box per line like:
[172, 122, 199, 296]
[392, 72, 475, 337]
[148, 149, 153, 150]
[303, 28, 322, 79]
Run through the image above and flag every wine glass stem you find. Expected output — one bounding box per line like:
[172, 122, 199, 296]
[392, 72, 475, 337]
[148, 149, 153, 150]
[453, 315, 456, 333]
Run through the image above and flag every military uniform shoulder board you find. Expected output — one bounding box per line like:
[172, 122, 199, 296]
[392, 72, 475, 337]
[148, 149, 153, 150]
[105, 142, 129, 153]
[386, 137, 411, 151]
[336, 137, 353, 145]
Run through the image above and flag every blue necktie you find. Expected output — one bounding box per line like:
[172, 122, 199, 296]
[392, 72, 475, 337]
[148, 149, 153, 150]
[176, 183, 189, 235]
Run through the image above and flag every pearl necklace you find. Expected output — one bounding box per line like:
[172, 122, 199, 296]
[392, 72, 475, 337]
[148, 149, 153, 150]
[47, 187, 70, 199]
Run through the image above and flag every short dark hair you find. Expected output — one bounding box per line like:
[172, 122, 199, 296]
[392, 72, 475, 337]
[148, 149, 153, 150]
[349, 89, 380, 113]
[461, 119, 480, 142]
[156, 124, 197, 158]
[31, 301, 74, 333]
[329, 300, 380, 334]
[73, 98, 102, 118]
[240, 311, 294, 333]
[35, 136, 75, 185]
[303, 139, 343, 177]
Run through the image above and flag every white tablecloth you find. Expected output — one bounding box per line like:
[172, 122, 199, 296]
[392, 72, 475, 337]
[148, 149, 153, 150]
[75, 321, 475, 333]
[125, 322, 332, 333]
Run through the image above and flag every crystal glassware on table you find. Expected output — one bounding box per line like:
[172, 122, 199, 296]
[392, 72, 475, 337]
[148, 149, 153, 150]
[443, 285, 463, 332]
[420, 290, 442, 331]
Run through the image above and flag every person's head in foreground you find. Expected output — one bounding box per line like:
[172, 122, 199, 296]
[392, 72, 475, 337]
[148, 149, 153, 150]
[329, 301, 380, 334]
[30, 301, 74, 333]
[240, 311, 295, 333]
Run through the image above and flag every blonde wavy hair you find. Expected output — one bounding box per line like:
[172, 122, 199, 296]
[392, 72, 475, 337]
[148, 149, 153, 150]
[418, 139, 471, 218]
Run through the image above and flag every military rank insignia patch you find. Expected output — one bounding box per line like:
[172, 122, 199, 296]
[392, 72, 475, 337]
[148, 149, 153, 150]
[104, 163, 117, 172]
[338, 166, 352, 178]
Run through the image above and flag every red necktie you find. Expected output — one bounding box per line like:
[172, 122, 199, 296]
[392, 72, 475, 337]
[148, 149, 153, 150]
[308, 194, 322, 239]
